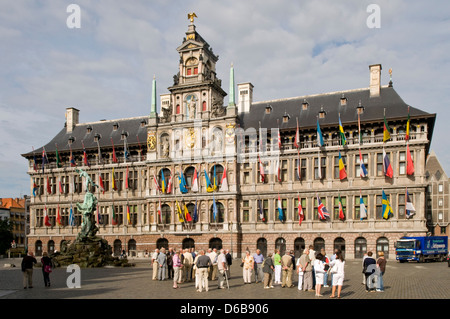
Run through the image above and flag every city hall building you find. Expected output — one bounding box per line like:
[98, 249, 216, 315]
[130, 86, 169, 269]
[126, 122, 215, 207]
[22, 19, 436, 260]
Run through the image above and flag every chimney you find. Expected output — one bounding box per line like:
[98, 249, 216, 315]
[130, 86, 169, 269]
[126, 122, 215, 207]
[237, 82, 253, 113]
[369, 64, 382, 97]
[66, 107, 80, 133]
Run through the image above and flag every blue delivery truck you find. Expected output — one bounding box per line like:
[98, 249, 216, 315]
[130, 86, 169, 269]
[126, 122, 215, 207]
[395, 236, 448, 263]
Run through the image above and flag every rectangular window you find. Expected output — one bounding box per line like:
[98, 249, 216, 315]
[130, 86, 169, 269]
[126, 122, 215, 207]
[101, 172, 110, 192]
[314, 197, 327, 220]
[187, 68, 192, 76]
[295, 158, 307, 181]
[376, 194, 391, 220]
[243, 200, 249, 222]
[243, 171, 250, 184]
[399, 151, 406, 175]
[376, 153, 384, 176]
[334, 155, 346, 179]
[398, 194, 405, 219]
[74, 175, 82, 194]
[334, 196, 346, 219]
[294, 197, 306, 221]
[439, 184, 443, 192]
[100, 206, 109, 225]
[314, 157, 326, 180]
[256, 199, 269, 222]
[281, 160, 288, 182]
[194, 67, 198, 75]
[354, 195, 368, 220]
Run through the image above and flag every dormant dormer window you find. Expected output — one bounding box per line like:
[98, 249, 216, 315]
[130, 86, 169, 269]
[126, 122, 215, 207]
[113, 122, 119, 131]
[302, 99, 309, 110]
[68, 136, 75, 145]
[94, 133, 101, 143]
[140, 119, 147, 127]
[86, 125, 93, 134]
[283, 112, 290, 123]
[357, 100, 364, 115]
[318, 106, 326, 119]
[340, 94, 347, 106]
[265, 105, 272, 114]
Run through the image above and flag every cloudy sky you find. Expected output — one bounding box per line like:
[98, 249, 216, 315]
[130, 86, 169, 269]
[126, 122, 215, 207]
[1, 0, 449, 198]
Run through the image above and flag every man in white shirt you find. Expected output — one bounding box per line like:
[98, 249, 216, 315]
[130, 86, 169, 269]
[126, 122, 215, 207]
[217, 249, 228, 289]
[208, 248, 218, 280]
[151, 248, 159, 280]
[183, 248, 194, 282]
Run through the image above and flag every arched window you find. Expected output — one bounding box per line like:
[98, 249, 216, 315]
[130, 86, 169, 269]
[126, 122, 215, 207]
[275, 237, 286, 256]
[184, 166, 196, 187]
[48, 240, 55, 254]
[210, 201, 224, 223]
[186, 202, 197, 223]
[334, 237, 346, 258]
[156, 238, 169, 250]
[158, 168, 171, 192]
[314, 237, 325, 253]
[160, 204, 171, 224]
[257, 238, 268, 257]
[182, 238, 195, 250]
[128, 239, 136, 252]
[176, 104, 181, 114]
[354, 237, 367, 259]
[209, 238, 222, 250]
[202, 101, 207, 112]
[210, 164, 224, 187]
[35, 240, 43, 257]
[113, 239, 122, 257]
[376, 237, 389, 259]
[294, 237, 305, 259]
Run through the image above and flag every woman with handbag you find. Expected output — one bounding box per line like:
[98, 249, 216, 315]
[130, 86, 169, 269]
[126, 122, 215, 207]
[329, 251, 345, 298]
[41, 252, 52, 287]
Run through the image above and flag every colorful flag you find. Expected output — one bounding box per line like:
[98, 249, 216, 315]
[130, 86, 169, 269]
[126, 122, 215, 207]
[259, 199, 265, 222]
[69, 146, 77, 167]
[338, 194, 345, 221]
[338, 150, 347, 180]
[56, 205, 62, 227]
[359, 193, 367, 220]
[338, 115, 346, 146]
[47, 176, 52, 194]
[277, 194, 284, 222]
[157, 198, 162, 223]
[383, 114, 391, 142]
[99, 175, 105, 194]
[160, 169, 166, 193]
[405, 106, 411, 141]
[179, 171, 188, 194]
[153, 175, 161, 193]
[297, 195, 304, 225]
[212, 165, 218, 191]
[124, 137, 129, 161]
[69, 203, 74, 226]
[82, 143, 90, 167]
[383, 148, 393, 178]
[42, 148, 48, 174]
[193, 200, 198, 222]
[220, 165, 229, 191]
[359, 149, 368, 178]
[294, 118, 300, 149]
[406, 144, 415, 175]
[259, 155, 265, 182]
[213, 195, 218, 222]
[382, 190, 393, 220]
[296, 151, 301, 181]
[176, 200, 185, 223]
[111, 138, 118, 163]
[126, 205, 131, 224]
[317, 119, 324, 147]
[276, 159, 281, 182]
[184, 203, 192, 222]
[111, 204, 118, 225]
[111, 168, 117, 191]
[32, 179, 38, 197]
[44, 205, 51, 227]
[55, 144, 62, 168]
[191, 167, 199, 192]
[59, 179, 63, 194]
[277, 128, 281, 151]
[205, 169, 214, 193]
[406, 188, 416, 219]
[317, 196, 329, 220]
[125, 166, 129, 189]
[166, 175, 173, 194]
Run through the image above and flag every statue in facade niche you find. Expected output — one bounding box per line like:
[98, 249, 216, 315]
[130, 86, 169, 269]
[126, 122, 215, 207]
[162, 139, 170, 158]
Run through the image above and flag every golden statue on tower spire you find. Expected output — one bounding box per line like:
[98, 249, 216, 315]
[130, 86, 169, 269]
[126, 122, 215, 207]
[188, 12, 197, 23]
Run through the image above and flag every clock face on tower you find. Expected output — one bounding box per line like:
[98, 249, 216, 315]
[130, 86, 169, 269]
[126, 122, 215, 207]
[185, 94, 197, 120]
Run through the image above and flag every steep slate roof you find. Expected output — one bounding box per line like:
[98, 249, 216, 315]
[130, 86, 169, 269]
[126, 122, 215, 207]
[240, 86, 435, 131]
[22, 116, 148, 158]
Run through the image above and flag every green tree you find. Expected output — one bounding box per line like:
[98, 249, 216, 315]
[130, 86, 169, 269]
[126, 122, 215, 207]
[0, 219, 13, 255]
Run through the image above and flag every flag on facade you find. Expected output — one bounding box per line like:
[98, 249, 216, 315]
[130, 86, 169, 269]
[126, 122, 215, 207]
[259, 199, 265, 222]
[42, 148, 48, 173]
[383, 113, 391, 142]
[56, 205, 62, 227]
[406, 188, 416, 219]
[406, 144, 415, 175]
[176, 200, 185, 223]
[212, 165, 218, 191]
[276, 159, 282, 182]
[69, 203, 75, 226]
[111, 204, 118, 225]
[97, 140, 103, 164]
[125, 166, 129, 189]
[126, 205, 131, 224]
[405, 106, 411, 141]
[338, 194, 345, 221]
[357, 112, 363, 145]
[111, 138, 118, 163]
[184, 203, 192, 222]
[382, 190, 394, 220]
[213, 195, 218, 222]
[69, 146, 77, 167]
[166, 175, 173, 194]
[59, 179, 63, 194]
[191, 167, 199, 192]
[193, 200, 198, 222]
[44, 205, 51, 227]
[383, 148, 393, 178]
[161, 169, 166, 193]
[153, 175, 161, 193]
[277, 127, 281, 151]
[220, 165, 229, 191]
[338, 115, 346, 146]
[82, 142, 90, 167]
[277, 194, 284, 222]
[205, 169, 214, 192]
[317, 119, 324, 147]
[55, 144, 62, 168]
[294, 118, 300, 149]
[339, 150, 347, 180]
[99, 175, 105, 194]
[359, 149, 368, 178]
[111, 168, 117, 191]
[297, 195, 304, 225]
[317, 196, 329, 220]
[157, 198, 162, 223]
[359, 193, 367, 220]
[124, 137, 129, 161]
[32, 179, 38, 197]
[179, 171, 188, 194]
[46, 176, 52, 194]
[259, 155, 265, 182]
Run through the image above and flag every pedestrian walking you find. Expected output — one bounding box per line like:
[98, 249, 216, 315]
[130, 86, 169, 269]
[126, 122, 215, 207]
[157, 247, 167, 281]
[363, 251, 376, 292]
[281, 251, 294, 288]
[273, 249, 282, 285]
[253, 249, 264, 283]
[313, 253, 326, 297]
[329, 250, 345, 298]
[299, 248, 313, 291]
[172, 249, 182, 289]
[41, 252, 52, 287]
[262, 252, 275, 289]
[195, 250, 211, 292]
[217, 249, 228, 289]
[21, 251, 37, 289]
[225, 249, 232, 279]
[151, 248, 159, 280]
[376, 251, 387, 292]
[242, 250, 254, 284]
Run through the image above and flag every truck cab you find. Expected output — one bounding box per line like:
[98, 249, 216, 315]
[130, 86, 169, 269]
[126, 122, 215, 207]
[395, 236, 448, 263]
